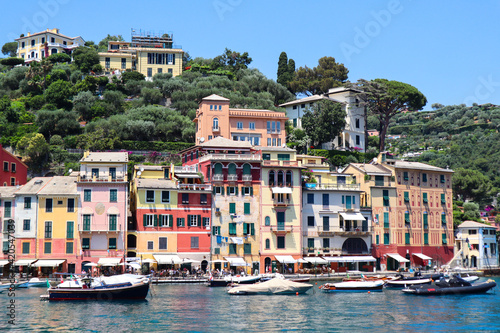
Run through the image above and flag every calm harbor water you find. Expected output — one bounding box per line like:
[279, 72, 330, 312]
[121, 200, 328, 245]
[2, 277, 500, 332]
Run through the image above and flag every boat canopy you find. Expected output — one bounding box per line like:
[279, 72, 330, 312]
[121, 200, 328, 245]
[97, 258, 122, 266]
[324, 256, 376, 262]
[413, 253, 432, 260]
[153, 254, 182, 264]
[339, 212, 366, 221]
[387, 253, 409, 263]
[224, 257, 247, 266]
[271, 187, 293, 194]
[33, 259, 66, 267]
[274, 255, 297, 264]
[14, 259, 37, 266]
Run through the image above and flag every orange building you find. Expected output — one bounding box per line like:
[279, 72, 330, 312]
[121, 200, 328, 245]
[193, 94, 287, 147]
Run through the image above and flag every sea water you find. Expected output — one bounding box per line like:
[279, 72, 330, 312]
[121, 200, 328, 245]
[2, 277, 499, 332]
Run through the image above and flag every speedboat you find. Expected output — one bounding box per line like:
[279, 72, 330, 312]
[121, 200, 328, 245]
[208, 275, 261, 287]
[320, 280, 385, 292]
[227, 278, 312, 295]
[402, 276, 496, 295]
[45, 274, 150, 301]
[384, 278, 432, 288]
[28, 278, 49, 288]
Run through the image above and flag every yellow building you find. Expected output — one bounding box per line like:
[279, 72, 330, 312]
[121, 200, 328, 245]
[36, 176, 79, 274]
[260, 147, 303, 273]
[99, 31, 183, 78]
[15, 28, 84, 62]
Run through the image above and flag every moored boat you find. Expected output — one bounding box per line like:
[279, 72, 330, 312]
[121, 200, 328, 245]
[227, 278, 312, 295]
[320, 280, 385, 292]
[384, 278, 432, 288]
[208, 275, 261, 287]
[46, 274, 150, 301]
[28, 278, 49, 288]
[402, 277, 496, 295]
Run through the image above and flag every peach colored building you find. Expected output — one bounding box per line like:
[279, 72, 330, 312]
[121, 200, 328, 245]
[194, 94, 288, 147]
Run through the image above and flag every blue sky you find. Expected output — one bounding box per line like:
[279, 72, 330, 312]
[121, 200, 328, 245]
[2, 0, 500, 110]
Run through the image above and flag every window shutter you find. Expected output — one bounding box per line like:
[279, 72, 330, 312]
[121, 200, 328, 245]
[169, 215, 173, 227]
[226, 186, 230, 194]
[250, 187, 253, 196]
[353, 196, 355, 205]
[197, 215, 201, 226]
[143, 215, 147, 226]
[243, 223, 247, 234]
[251, 223, 255, 236]
[213, 187, 216, 195]
[221, 187, 225, 195]
[154, 215, 158, 226]
[342, 196, 344, 204]
[235, 187, 238, 196]
[212, 226, 216, 236]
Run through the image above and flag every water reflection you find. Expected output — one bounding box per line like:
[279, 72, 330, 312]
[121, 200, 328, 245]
[2, 278, 499, 332]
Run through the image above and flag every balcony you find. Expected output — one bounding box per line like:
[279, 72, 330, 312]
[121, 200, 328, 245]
[174, 165, 198, 173]
[263, 160, 300, 167]
[212, 126, 220, 132]
[47, 42, 82, 49]
[77, 175, 128, 183]
[304, 183, 360, 191]
[242, 174, 252, 181]
[227, 174, 238, 181]
[177, 183, 212, 191]
[212, 174, 224, 181]
[270, 225, 293, 235]
[273, 198, 291, 207]
[79, 223, 122, 233]
[199, 153, 261, 163]
[317, 226, 335, 236]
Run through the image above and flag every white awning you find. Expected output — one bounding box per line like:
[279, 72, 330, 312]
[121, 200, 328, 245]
[97, 258, 122, 266]
[271, 187, 293, 194]
[153, 254, 182, 265]
[387, 253, 409, 263]
[413, 253, 432, 260]
[0, 260, 10, 267]
[339, 212, 366, 221]
[14, 259, 37, 266]
[33, 259, 66, 267]
[324, 256, 376, 262]
[297, 258, 309, 263]
[224, 257, 247, 266]
[304, 257, 328, 265]
[274, 255, 297, 264]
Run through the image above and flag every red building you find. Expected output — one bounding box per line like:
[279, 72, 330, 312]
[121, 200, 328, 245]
[0, 144, 28, 186]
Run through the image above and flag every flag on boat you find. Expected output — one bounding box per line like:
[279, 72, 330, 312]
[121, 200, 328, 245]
[46, 279, 50, 288]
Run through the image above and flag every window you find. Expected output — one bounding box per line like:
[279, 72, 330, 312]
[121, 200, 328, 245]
[267, 138, 271, 146]
[242, 187, 252, 196]
[147, 68, 152, 77]
[22, 242, 30, 254]
[66, 221, 74, 239]
[212, 226, 221, 235]
[110, 189, 118, 202]
[146, 190, 155, 203]
[200, 193, 207, 204]
[422, 173, 427, 182]
[383, 233, 390, 245]
[244, 203, 251, 215]
[375, 176, 384, 186]
[323, 238, 330, 250]
[45, 222, 52, 238]
[3, 162, 8, 171]
[191, 237, 199, 249]
[177, 218, 185, 227]
[229, 243, 237, 254]
[110, 167, 116, 180]
[23, 219, 30, 231]
[263, 154, 270, 161]
[440, 175, 445, 183]
[277, 154, 290, 161]
[147, 241, 153, 250]
[182, 193, 189, 204]
[383, 212, 389, 228]
[441, 213, 447, 225]
[237, 122, 243, 129]
[24, 197, 31, 209]
[10, 178, 15, 186]
[143, 214, 154, 227]
[423, 213, 428, 228]
[82, 238, 90, 250]
[11, 163, 16, 173]
[203, 217, 210, 227]
[162, 191, 170, 203]
[66, 242, 73, 254]
[356, 135, 360, 146]
[44, 242, 51, 254]
[404, 192, 409, 203]
[21, 41, 25, 48]
[188, 215, 199, 227]
[243, 223, 255, 235]
[4, 201, 11, 218]
[31, 39, 35, 46]
[265, 216, 270, 226]
[442, 233, 447, 244]
[405, 212, 410, 224]
[424, 233, 429, 245]
[307, 193, 314, 204]
[383, 190, 389, 207]
[229, 203, 236, 215]
[249, 122, 255, 130]
[403, 172, 409, 181]
[355, 118, 360, 128]
[84, 189, 91, 202]
[91, 168, 99, 178]
[265, 239, 270, 249]
[405, 232, 410, 245]
[277, 236, 285, 249]
[160, 215, 172, 227]
[227, 186, 237, 196]
[308, 216, 314, 227]
[423, 192, 428, 203]
[376, 235, 380, 245]
[82, 215, 91, 231]
[323, 216, 330, 231]
[244, 243, 251, 254]
[159, 237, 167, 250]
[46, 198, 53, 212]
[121, 58, 126, 69]
[229, 223, 236, 235]
[214, 248, 220, 254]
[322, 194, 329, 209]
[277, 212, 285, 230]
[441, 194, 446, 204]
[214, 186, 223, 195]
[293, 105, 297, 110]
[109, 215, 117, 231]
[301, 104, 306, 108]
[67, 198, 75, 212]
[213, 117, 219, 130]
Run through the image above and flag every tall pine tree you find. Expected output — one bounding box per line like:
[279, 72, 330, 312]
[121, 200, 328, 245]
[277, 52, 295, 90]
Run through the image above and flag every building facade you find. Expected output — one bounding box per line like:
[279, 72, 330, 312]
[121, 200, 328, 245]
[194, 94, 288, 147]
[1, 144, 28, 187]
[452, 220, 498, 269]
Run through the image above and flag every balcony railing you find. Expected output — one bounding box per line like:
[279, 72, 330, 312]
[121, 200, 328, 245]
[212, 174, 224, 181]
[227, 174, 238, 181]
[273, 198, 291, 206]
[317, 226, 335, 236]
[77, 175, 128, 182]
[177, 183, 212, 191]
[263, 160, 300, 167]
[212, 126, 220, 132]
[199, 154, 261, 163]
[270, 225, 293, 234]
[78, 223, 122, 232]
[242, 174, 252, 181]
[304, 183, 360, 191]
[174, 165, 198, 173]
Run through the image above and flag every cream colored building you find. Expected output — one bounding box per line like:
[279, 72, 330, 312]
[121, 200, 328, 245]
[451, 220, 498, 269]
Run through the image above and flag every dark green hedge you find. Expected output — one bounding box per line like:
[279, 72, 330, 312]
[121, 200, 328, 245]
[120, 141, 194, 152]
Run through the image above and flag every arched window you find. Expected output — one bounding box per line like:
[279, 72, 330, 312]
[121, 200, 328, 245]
[265, 216, 270, 226]
[269, 171, 275, 186]
[213, 163, 222, 174]
[341, 238, 368, 254]
[243, 164, 251, 175]
[213, 118, 219, 130]
[286, 171, 292, 186]
[228, 163, 236, 175]
[265, 239, 270, 250]
[277, 171, 284, 186]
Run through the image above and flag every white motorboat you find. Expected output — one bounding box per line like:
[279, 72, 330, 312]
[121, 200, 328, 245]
[320, 280, 385, 292]
[227, 278, 312, 295]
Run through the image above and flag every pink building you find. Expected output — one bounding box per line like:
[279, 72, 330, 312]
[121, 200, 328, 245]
[1, 144, 28, 186]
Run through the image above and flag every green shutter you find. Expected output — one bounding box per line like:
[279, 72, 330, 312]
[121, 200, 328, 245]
[442, 214, 446, 224]
[143, 215, 147, 226]
[423, 213, 428, 228]
[441, 194, 446, 204]
[154, 215, 158, 226]
[229, 223, 236, 235]
[226, 186, 230, 195]
[405, 212, 410, 223]
[213, 187, 216, 195]
[229, 203, 236, 214]
[197, 215, 201, 226]
[423, 193, 428, 203]
[442, 233, 447, 244]
[383, 212, 389, 228]
[244, 203, 250, 215]
[250, 223, 255, 236]
[221, 187, 224, 195]
[235, 187, 238, 196]
[169, 215, 173, 227]
[405, 233, 410, 244]
[404, 192, 409, 202]
[243, 223, 247, 234]
[250, 187, 253, 196]
[424, 233, 429, 245]
[376, 235, 379, 245]
[212, 226, 216, 236]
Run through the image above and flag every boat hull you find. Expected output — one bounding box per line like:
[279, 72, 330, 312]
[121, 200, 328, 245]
[402, 281, 496, 295]
[320, 281, 385, 292]
[209, 276, 261, 287]
[48, 282, 149, 301]
[385, 278, 432, 288]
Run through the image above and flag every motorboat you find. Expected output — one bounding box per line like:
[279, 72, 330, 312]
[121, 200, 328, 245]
[448, 273, 479, 283]
[208, 275, 261, 287]
[28, 278, 49, 288]
[44, 274, 150, 301]
[402, 276, 496, 295]
[227, 278, 312, 295]
[320, 280, 385, 292]
[384, 278, 432, 288]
